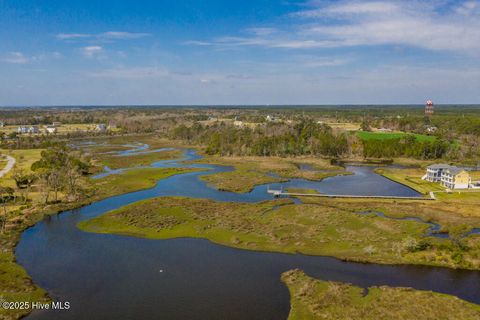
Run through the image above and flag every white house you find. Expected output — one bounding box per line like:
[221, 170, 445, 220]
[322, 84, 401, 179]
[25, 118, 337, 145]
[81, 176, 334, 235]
[17, 126, 29, 134]
[28, 126, 40, 134]
[424, 164, 471, 189]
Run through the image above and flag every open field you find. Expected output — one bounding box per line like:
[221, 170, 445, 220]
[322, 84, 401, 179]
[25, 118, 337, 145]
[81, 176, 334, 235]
[0, 123, 113, 134]
[193, 155, 347, 193]
[282, 269, 480, 320]
[79, 196, 480, 270]
[357, 131, 436, 142]
[326, 122, 360, 131]
[0, 149, 43, 188]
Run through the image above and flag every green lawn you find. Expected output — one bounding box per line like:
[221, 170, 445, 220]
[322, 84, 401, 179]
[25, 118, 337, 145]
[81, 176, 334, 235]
[357, 131, 436, 142]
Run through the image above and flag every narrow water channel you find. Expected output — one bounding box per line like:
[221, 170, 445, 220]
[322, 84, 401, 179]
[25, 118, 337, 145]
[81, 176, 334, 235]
[16, 148, 480, 319]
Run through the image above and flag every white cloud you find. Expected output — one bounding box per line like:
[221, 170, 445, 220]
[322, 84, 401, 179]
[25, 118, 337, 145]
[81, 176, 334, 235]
[82, 46, 103, 58]
[100, 31, 150, 39]
[57, 33, 91, 40]
[57, 31, 150, 41]
[187, 1, 480, 52]
[245, 27, 277, 36]
[456, 1, 479, 15]
[302, 58, 350, 67]
[87, 67, 168, 79]
[2, 52, 29, 64]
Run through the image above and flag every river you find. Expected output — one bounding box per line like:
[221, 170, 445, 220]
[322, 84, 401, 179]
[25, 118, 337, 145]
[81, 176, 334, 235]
[16, 148, 480, 319]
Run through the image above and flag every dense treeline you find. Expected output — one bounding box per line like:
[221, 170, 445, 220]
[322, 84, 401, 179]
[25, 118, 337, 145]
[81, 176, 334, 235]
[170, 120, 455, 159]
[362, 136, 450, 159]
[172, 121, 349, 157]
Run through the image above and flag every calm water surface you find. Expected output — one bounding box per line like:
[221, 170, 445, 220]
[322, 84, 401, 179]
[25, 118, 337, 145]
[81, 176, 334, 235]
[16, 149, 480, 319]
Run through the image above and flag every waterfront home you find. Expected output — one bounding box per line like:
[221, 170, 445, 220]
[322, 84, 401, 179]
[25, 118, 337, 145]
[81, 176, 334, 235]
[425, 164, 450, 182]
[424, 164, 471, 189]
[441, 167, 471, 189]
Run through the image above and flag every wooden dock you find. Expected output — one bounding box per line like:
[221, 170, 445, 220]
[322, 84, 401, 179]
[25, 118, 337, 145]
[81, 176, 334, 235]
[267, 188, 434, 200]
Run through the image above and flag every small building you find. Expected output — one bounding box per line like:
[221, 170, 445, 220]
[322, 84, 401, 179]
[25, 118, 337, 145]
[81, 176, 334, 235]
[0, 122, 4, 128]
[95, 124, 107, 131]
[17, 126, 29, 134]
[425, 164, 471, 189]
[45, 125, 57, 134]
[52, 122, 62, 126]
[28, 126, 40, 134]
[266, 115, 276, 122]
[233, 120, 244, 128]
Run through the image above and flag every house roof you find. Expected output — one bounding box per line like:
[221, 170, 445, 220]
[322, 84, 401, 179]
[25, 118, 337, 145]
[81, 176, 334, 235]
[427, 164, 451, 169]
[444, 167, 465, 176]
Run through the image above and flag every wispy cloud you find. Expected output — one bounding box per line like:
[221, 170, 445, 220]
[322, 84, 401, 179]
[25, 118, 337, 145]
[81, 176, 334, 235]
[86, 67, 168, 79]
[57, 31, 150, 41]
[2, 52, 29, 64]
[82, 46, 103, 58]
[100, 31, 150, 40]
[186, 1, 480, 52]
[57, 33, 91, 40]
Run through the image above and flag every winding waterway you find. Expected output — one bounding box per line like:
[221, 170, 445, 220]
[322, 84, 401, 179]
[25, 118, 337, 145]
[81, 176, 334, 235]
[16, 148, 480, 319]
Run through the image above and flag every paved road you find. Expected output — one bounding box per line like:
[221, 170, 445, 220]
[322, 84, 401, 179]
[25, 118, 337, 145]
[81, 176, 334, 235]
[0, 155, 16, 178]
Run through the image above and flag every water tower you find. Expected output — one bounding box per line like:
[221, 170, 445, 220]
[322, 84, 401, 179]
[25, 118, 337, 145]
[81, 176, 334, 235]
[425, 100, 434, 117]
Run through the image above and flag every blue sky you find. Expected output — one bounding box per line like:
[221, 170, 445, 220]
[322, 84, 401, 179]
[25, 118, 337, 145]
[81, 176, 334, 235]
[1, 0, 479, 105]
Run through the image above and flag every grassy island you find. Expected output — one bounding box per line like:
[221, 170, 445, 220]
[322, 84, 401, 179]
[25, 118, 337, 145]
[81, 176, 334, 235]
[78, 196, 480, 270]
[281, 269, 480, 320]
[193, 155, 347, 193]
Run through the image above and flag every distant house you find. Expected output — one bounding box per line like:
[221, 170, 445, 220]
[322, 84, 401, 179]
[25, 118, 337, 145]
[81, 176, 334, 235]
[424, 164, 471, 189]
[28, 126, 40, 134]
[17, 126, 29, 134]
[233, 120, 244, 128]
[0, 122, 4, 128]
[95, 124, 107, 131]
[266, 115, 276, 122]
[52, 122, 62, 126]
[45, 125, 57, 134]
